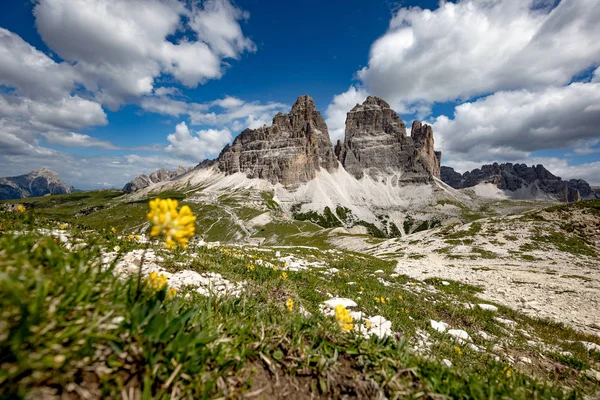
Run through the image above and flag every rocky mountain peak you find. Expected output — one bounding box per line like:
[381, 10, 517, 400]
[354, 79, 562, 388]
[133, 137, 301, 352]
[0, 168, 73, 200]
[411, 121, 441, 177]
[216, 95, 338, 186]
[123, 166, 192, 193]
[336, 96, 441, 182]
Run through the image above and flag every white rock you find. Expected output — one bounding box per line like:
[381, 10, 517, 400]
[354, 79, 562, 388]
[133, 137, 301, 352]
[323, 298, 357, 309]
[442, 359, 453, 367]
[519, 357, 532, 364]
[492, 344, 504, 353]
[494, 317, 517, 327]
[441, 281, 450, 286]
[584, 369, 600, 382]
[357, 315, 393, 339]
[467, 343, 482, 352]
[478, 331, 491, 341]
[579, 341, 600, 353]
[430, 320, 449, 333]
[477, 304, 498, 312]
[448, 329, 471, 342]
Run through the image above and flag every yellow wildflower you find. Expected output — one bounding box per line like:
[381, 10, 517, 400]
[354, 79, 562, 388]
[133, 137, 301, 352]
[280, 272, 288, 280]
[17, 205, 26, 213]
[59, 223, 68, 229]
[380, 297, 386, 304]
[247, 264, 255, 271]
[286, 298, 294, 312]
[167, 287, 178, 298]
[398, 295, 403, 301]
[365, 320, 372, 328]
[272, 265, 277, 271]
[146, 272, 168, 292]
[111, 227, 116, 234]
[335, 304, 354, 333]
[453, 345, 463, 356]
[506, 368, 512, 378]
[360, 286, 364, 291]
[147, 198, 196, 249]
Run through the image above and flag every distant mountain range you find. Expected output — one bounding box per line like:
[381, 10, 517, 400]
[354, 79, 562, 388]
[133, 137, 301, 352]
[0, 168, 74, 200]
[441, 164, 599, 202]
[122, 166, 193, 192]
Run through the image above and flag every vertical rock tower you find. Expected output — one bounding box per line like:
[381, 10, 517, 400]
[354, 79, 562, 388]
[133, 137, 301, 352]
[217, 95, 338, 186]
[336, 96, 441, 182]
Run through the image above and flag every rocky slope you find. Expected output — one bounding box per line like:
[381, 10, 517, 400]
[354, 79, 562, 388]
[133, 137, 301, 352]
[123, 166, 192, 193]
[441, 163, 599, 202]
[0, 168, 73, 200]
[217, 95, 338, 186]
[335, 96, 440, 182]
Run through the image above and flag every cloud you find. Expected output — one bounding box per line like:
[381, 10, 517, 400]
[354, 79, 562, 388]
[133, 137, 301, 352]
[139, 92, 288, 134]
[33, 0, 256, 108]
[0, 27, 77, 100]
[432, 81, 600, 162]
[325, 86, 370, 143]
[356, 0, 600, 110]
[42, 131, 120, 150]
[188, 0, 256, 58]
[165, 121, 232, 161]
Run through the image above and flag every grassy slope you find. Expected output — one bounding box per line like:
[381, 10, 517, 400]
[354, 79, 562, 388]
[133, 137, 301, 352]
[1, 200, 599, 398]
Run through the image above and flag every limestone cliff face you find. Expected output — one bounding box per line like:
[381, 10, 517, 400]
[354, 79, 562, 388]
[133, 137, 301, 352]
[336, 96, 441, 182]
[411, 121, 441, 178]
[217, 95, 338, 186]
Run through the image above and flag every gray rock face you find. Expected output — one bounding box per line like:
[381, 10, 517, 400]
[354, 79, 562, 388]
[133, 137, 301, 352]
[336, 96, 441, 182]
[411, 121, 442, 178]
[441, 163, 599, 202]
[123, 166, 192, 193]
[217, 95, 338, 186]
[0, 168, 74, 200]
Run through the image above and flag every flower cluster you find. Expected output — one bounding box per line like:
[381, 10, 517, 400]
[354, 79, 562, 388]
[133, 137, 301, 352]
[335, 304, 354, 333]
[280, 272, 288, 280]
[147, 198, 196, 249]
[375, 297, 390, 304]
[146, 272, 168, 292]
[286, 298, 294, 312]
[16, 205, 26, 213]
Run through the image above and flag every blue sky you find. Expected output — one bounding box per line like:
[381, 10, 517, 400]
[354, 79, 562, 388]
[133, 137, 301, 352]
[1, 0, 599, 188]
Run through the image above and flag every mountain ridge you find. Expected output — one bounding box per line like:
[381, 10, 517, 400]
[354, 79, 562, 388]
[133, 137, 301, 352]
[0, 168, 74, 200]
[441, 163, 599, 202]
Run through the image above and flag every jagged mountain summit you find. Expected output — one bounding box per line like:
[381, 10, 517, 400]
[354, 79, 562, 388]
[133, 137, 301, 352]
[123, 166, 193, 193]
[216, 95, 441, 187]
[335, 96, 440, 182]
[441, 163, 599, 202]
[0, 168, 74, 200]
[217, 95, 338, 186]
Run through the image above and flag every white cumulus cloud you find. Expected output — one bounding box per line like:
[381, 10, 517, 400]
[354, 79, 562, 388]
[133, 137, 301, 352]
[357, 0, 600, 109]
[165, 121, 232, 161]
